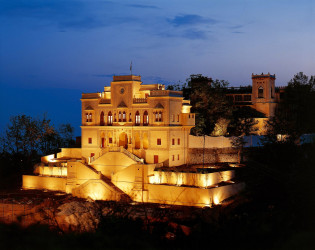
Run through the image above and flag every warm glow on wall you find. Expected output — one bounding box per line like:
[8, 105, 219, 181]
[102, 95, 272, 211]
[181, 105, 191, 113]
[213, 196, 220, 205]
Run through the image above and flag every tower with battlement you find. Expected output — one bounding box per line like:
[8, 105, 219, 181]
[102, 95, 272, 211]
[251, 73, 277, 117]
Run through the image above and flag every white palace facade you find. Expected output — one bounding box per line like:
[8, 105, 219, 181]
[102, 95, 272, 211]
[22, 75, 244, 207]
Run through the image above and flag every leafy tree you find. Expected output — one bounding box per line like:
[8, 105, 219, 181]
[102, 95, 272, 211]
[168, 74, 263, 137]
[228, 106, 265, 136]
[183, 74, 232, 135]
[266, 72, 315, 143]
[0, 114, 75, 184]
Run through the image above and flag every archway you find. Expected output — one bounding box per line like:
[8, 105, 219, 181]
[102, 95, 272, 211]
[100, 132, 105, 147]
[100, 112, 104, 126]
[119, 132, 128, 149]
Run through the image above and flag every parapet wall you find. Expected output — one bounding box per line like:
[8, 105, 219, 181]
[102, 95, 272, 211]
[187, 148, 238, 164]
[147, 182, 245, 206]
[189, 135, 233, 149]
[22, 175, 67, 192]
[57, 148, 82, 159]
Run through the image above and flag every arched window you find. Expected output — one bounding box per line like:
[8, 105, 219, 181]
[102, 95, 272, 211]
[108, 111, 113, 125]
[85, 113, 89, 122]
[118, 111, 122, 122]
[123, 111, 126, 122]
[129, 113, 132, 122]
[258, 87, 264, 98]
[114, 113, 117, 122]
[143, 111, 148, 126]
[100, 111, 104, 126]
[88, 113, 92, 122]
[135, 111, 140, 126]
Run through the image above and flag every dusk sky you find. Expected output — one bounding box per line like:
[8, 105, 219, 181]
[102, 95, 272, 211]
[1, 0, 314, 136]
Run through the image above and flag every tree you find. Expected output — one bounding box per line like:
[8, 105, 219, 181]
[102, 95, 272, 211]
[168, 74, 261, 137]
[0, 115, 75, 174]
[183, 74, 232, 136]
[266, 72, 315, 143]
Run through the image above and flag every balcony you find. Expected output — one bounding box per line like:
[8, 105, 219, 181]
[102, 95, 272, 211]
[150, 90, 183, 97]
[133, 98, 147, 104]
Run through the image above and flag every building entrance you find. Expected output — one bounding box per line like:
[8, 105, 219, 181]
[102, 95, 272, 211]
[119, 132, 128, 149]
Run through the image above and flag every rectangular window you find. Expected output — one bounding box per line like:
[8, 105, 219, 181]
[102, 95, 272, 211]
[157, 138, 161, 145]
[235, 95, 242, 102]
[154, 155, 159, 163]
[177, 115, 179, 122]
[178, 138, 180, 145]
[172, 138, 175, 145]
[88, 138, 92, 144]
[178, 155, 179, 160]
[109, 138, 112, 143]
[172, 114, 175, 122]
[158, 112, 162, 122]
[172, 155, 174, 161]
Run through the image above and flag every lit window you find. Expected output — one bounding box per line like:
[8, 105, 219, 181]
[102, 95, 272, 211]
[123, 111, 126, 122]
[89, 113, 92, 122]
[118, 111, 122, 122]
[157, 138, 161, 145]
[86, 113, 89, 122]
[88, 138, 92, 144]
[143, 111, 149, 126]
[129, 113, 132, 122]
[108, 111, 113, 125]
[135, 111, 140, 126]
[178, 138, 180, 145]
[159, 111, 162, 122]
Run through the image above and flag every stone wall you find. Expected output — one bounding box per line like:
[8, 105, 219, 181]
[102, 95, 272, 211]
[187, 148, 238, 164]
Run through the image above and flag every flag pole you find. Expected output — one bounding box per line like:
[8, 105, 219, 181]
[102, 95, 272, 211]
[130, 61, 132, 76]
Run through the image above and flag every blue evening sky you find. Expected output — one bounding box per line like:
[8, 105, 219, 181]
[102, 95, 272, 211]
[0, 0, 314, 136]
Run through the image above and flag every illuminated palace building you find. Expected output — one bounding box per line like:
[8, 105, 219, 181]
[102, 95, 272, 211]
[23, 75, 248, 207]
[226, 73, 283, 134]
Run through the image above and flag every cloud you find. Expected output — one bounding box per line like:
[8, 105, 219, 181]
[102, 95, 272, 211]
[230, 25, 245, 29]
[158, 28, 209, 40]
[127, 4, 159, 9]
[182, 29, 208, 40]
[168, 14, 218, 27]
[0, 0, 135, 30]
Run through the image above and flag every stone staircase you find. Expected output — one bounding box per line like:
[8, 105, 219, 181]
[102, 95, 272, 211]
[91, 146, 144, 164]
[100, 174, 132, 202]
